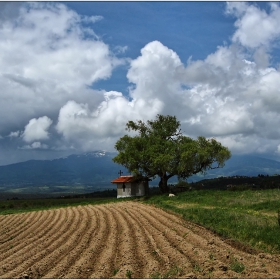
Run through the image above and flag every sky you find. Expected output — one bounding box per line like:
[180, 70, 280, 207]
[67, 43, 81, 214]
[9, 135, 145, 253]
[1, 1, 280, 165]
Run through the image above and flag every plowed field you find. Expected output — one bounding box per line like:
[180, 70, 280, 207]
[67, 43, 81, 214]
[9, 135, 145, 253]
[1, 201, 280, 279]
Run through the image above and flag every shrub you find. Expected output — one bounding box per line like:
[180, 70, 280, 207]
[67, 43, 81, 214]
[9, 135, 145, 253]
[126, 270, 132, 279]
[230, 258, 245, 273]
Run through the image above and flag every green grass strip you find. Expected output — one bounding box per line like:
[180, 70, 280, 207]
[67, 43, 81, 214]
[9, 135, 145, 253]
[144, 189, 280, 254]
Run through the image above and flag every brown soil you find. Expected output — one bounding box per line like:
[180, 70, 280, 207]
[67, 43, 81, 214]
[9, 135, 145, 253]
[1, 201, 280, 279]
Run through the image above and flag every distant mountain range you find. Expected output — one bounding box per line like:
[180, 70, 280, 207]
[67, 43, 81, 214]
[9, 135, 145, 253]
[1, 151, 280, 198]
[0, 151, 129, 198]
[188, 154, 280, 182]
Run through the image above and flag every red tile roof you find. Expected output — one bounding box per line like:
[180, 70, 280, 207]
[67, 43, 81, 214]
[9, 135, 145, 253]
[111, 175, 137, 183]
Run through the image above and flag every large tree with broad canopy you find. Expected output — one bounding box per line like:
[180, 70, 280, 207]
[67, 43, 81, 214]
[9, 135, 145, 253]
[113, 114, 231, 193]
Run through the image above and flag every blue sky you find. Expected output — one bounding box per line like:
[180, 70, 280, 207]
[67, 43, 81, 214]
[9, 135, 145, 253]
[67, 2, 235, 93]
[1, 2, 280, 165]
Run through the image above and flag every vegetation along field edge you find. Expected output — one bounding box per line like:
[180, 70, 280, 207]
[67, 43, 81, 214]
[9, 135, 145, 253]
[1, 188, 280, 255]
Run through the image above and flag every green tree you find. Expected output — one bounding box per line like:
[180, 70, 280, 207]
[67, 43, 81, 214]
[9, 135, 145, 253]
[113, 114, 231, 193]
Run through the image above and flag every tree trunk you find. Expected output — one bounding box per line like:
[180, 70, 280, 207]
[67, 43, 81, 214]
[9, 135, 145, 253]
[158, 174, 169, 193]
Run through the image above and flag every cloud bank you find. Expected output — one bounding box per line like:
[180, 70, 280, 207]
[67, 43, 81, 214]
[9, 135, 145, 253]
[1, 2, 280, 164]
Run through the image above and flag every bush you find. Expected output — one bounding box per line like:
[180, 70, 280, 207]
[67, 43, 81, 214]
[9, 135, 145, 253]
[8, 203, 15, 209]
[168, 180, 191, 193]
[228, 184, 252, 191]
[176, 180, 190, 188]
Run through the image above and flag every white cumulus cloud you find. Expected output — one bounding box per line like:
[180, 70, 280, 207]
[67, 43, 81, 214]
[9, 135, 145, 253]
[2, 2, 280, 163]
[8, 131, 20, 138]
[22, 116, 53, 143]
[227, 2, 280, 49]
[19, 141, 49, 150]
[56, 90, 163, 151]
[0, 2, 122, 140]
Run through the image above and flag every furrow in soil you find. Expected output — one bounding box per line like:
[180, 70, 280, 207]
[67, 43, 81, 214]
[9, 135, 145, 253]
[0, 210, 54, 259]
[0, 211, 44, 252]
[1, 201, 280, 279]
[21, 206, 90, 279]
[110, 202, 163, 278]
[132, 202, 280, 278]
[61, 204, 111, 278]
[42, 205, 98, 278]
[82, 204, 119, 279]
[0, 207, 77, 278]
[103, 204, 144, 278]
[122, 202, 196, 277]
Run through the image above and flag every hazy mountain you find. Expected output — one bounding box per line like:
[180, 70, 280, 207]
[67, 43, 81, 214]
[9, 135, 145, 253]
[0, 151, 129, 197]
[188, 154, 280, 182]
[1, 151, 280, 198]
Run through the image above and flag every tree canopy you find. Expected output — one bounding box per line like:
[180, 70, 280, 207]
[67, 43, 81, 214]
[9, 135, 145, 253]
[113, 114, 231, 193]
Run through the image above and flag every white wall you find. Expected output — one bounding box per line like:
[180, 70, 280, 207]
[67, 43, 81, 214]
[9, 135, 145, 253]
[117, 182, 146, 198]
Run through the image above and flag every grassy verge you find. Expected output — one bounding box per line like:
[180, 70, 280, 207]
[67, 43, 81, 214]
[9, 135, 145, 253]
[0, 197, 121, 215]
[144, 189, 280, 254]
